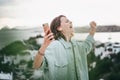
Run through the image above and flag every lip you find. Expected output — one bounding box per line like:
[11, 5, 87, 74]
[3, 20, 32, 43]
[70, 26, 73, 28]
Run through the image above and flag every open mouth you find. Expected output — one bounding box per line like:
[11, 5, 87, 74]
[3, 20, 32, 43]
[70, 26, 73, 28]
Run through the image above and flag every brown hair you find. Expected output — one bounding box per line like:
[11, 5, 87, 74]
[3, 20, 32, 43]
[50, 15, 66, 40]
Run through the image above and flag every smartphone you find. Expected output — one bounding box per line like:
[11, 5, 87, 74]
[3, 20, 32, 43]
[42, 23, 51, 35]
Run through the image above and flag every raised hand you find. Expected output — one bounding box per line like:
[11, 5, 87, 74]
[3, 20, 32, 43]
[43, 29, 54, 47]
[89, 21, 97, 36]
[90, 21, 96, 29]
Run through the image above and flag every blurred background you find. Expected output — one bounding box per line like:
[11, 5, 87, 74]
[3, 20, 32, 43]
[0, 0, 120, 80]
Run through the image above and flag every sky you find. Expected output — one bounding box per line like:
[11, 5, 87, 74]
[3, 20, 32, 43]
[0, 0, 120, 29]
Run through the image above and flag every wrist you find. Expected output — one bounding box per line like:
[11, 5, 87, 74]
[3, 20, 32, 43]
[89, 30, 95, 36]
[38, 50, 45, 56]
[90, 27, 96, 30]
[38, 45, 46, 56]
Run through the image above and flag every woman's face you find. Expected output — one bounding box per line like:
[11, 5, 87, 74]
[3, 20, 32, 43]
[59, 17, 74, 37]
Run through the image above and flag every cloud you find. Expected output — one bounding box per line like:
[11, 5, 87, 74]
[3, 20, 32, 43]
[0, 0, 120, 29]
[0, 7, 12, 18]
[0, 0, 19, 18]
[0, 0, 15, 6]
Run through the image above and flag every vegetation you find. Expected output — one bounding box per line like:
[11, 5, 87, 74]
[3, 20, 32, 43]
[0, 36, 41, 79]
[88, 51, 120, 80]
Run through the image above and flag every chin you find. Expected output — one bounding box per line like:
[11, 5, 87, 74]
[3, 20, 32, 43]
[71, 32, 74, 37]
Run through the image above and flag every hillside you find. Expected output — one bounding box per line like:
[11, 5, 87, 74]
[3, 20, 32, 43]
[0, 36, 41, 79]
[74, 25, 120, 33]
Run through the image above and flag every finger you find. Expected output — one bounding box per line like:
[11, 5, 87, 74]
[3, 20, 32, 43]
[48, 35, 54, 40]
[45, 33, 54, 40]
[90, 21, 96, 27]
[47, 32, 53, 36]
[93, 21, 96, 26]
[45, 29, 51, 36]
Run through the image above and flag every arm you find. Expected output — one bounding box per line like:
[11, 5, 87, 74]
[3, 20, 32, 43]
[81, 21, 96, 54]
[33, 45, 47, 69]
[33, 30, 54, 69]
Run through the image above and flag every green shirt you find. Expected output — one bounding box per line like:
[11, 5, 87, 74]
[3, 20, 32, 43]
[39, 35, 95, 80]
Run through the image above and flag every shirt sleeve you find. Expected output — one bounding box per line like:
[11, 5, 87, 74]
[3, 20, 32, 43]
[77, 35, 95, 55]
[84, 35, 95, 54]
[39, 56, 48, 70]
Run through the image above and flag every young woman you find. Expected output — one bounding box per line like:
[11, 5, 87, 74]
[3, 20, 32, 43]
[33, 15, 96, 80]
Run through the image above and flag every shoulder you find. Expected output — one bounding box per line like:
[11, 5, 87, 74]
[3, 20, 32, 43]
[45, 40, 64, 56]
[71, 39, 84, 47]
[47, 40, 62, 49]
[71, 39, 82, 44]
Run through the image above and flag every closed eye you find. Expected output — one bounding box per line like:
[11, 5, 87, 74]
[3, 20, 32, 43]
[66, 19, 70, 23]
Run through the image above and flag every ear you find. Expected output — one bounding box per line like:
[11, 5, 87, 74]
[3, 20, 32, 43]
[57, 26, 62, 31]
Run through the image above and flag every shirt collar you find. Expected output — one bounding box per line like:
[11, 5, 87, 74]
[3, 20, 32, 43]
[58, 38, 76, 49]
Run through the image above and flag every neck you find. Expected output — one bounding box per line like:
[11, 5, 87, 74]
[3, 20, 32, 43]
[61, 32, 74, 42]
[64, 34, 72, 42]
